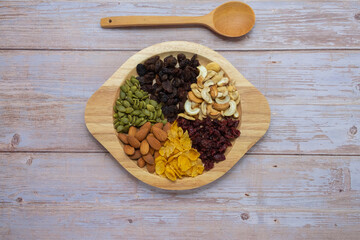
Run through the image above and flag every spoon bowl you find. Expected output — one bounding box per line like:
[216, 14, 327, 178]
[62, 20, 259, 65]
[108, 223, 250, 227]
[101, 1, 255, 38]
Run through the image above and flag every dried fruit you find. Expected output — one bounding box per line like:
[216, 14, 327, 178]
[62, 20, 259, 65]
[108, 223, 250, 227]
[155, 121, 204, 181]
[124, 145, 135, 156]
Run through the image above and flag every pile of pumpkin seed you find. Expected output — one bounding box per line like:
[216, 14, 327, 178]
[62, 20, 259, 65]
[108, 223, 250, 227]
[113, 76, 167, 133]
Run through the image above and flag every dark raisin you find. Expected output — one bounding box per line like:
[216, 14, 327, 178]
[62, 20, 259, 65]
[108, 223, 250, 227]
[136, 64, 147, 76]
[177, 53, 186, 62]
[144, 56, 159, 66]
[162, 80, 173, 93]
[154, 59, 163, 73]
[146, 64, 155, 72]
[164, 55, 177, 68]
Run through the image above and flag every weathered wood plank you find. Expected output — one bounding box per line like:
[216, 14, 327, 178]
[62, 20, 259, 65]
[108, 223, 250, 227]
[0, 153, 359, 239]
[0, 50, 359, 154]
[0, 1, 359, 50]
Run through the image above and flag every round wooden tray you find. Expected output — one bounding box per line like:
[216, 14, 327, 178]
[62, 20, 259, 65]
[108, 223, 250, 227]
[85, 41, 270, 190]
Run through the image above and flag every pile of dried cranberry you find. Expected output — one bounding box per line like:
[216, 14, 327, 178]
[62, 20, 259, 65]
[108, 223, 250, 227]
[136, 54, 199, 122]
[177, 117, 240, 170]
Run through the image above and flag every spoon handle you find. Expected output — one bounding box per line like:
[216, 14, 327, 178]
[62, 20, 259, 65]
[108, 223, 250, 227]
[100, 16, 207, 28]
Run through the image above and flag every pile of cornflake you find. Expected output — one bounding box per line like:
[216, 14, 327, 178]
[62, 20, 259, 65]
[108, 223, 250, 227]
[155, 121, 204, 181]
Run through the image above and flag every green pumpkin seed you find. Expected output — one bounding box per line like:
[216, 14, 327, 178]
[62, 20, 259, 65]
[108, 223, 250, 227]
[139, 113, 145, 118]
[161, 114, 164, 120]
[134, 118, 143, 126]
[139, 101, 144, 109]
[145, 98, 150, 104]
[130, 77, 139, 85]
[120, 91, 126, 99]
[161, 119, 167, 125]
[113, 105, 118, 112]
[135, 90, 143, 99]
[126, 79, 133, 87]
[131, 116, 137, 124]
[139, 119, 147, 127]
[126, 96, 134, 104]
[149, 119, 157, 123]
[146, 104, 155, 112]
[113, 113, 118, 118]
[143, 109, 150, 116]
[130, 86, 137, 92]
[123, 125, 130, 133]
[122, 100, 130, 108]
[153, 111, 157, 119]
[120, 85, 129, 93]
[128, 115, 133, 122]
[118, 112, 125, 118]
[116, 125, 124, 133]
[149, 100, 158, 108]
[117, 105, 126, 112]
[149, 112, 154, 120]
[125, 107, 133, 114]
[127, 91, 133, 98]
[132, 110, 141, 116]
[121, 117, 129, 124]
[114, 121, 121, 128]
[116, 100, 121, 106]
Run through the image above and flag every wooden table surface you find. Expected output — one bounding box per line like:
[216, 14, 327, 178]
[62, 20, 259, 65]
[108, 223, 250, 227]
[0, 0, 359, 239]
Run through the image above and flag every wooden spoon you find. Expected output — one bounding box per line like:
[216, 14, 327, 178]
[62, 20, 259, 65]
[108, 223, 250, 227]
[100, 1, 255, 37]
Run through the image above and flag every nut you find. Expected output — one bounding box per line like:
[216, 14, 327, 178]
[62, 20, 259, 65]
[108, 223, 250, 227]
[229, 90, 239, 100]
[188, 91, 203, 103]
[124, 145, 135, 155]
[140, 122, 151, 132]
[129, 150, 142, 160]
[205, 70, 216, 81]
[206, 62, 221, 72]
[191, 88, 202, 98]
[200, 102, 207, 115]
[146, 163, 155, 173]
[163, 122, 171, 133]
[211, 70, 224, 84]
[217, 86, 228, 98]
[197, 65, 207, 79]
[140, 139, 150, 155]
[201, 87, 213, 103]
[127, 136, 141, 148]
[215, 95, 230, 104]
[235, 96, 241, 105]
[178, 113, 195, 121]
[217, 77, 229, 87]
[135, 127, 150, 142]
[146, 134, 161, 150]
[213, 102, 230, 111]
[143, 153, 155, 165]
[154, 151, 160, 159]
[234, 110, 240, 118]
[128, 126, 137, 136]
[137, 157, 146, 168]
[117, 133, 128, 144]
[152, 127, 168, 142]
[184, 100, 200, 115]
[227, 85, 235, 92]
[210, 85, 218, 98]
[207, 104, 220, 118]
[151, 122, 164, 132]
[223, 100, 237, 116]
[197, 76, 205, 88]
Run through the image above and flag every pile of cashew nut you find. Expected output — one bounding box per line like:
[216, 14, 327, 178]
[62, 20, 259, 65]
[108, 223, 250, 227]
[180, 62, 241, 121]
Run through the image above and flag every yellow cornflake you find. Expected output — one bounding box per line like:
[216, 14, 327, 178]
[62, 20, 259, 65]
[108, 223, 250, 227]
[155, 121, 204, 181]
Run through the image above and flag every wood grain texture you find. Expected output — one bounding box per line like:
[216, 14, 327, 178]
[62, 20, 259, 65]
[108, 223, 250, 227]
[0, 50, 359, 154]
[84, 41, 270, 190]
[1, 153, 360, 239]
[0, 1, 359, 50]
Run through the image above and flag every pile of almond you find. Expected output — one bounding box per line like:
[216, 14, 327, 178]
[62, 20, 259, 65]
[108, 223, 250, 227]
[118, 122, 171, 173]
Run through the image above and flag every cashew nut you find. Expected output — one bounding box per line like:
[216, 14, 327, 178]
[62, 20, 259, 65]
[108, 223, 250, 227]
[235, 96, 241, 105]
[204, 80, 215, 88]
[191, 83, 198, 89]
[227, 85, 235, 92]
[178, 113, 195, 121]
[198, 110, 204, 120]
[234, 110, 240, 118]
[213, 102, 230, 111]
[217, 77, 229, 87]
[197, 76, 205, 88]
[223, 100, 236, 116]
[229, 90, 239, 100]
[210, 70, 224, 84]
[191, 88, 202, 98]
[206, 62, 221, 72]
[188, 91, 203, 104]
[201, 101, 207, 115]
[205, 70, 216, 81]
[210, 85, 218, 98]
[191, 101, 200, 108]
[217, 86, 228, 98]
[201, 87, 213, 104]
[215, 95, 230, 104]
[184, 100, 200, 116]
[207, 104, 220, 118]
[197, 65, 207, 79]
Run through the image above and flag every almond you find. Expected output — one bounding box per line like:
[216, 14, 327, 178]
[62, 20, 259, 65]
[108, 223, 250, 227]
[135, 128, 150, 142]
[151, 122, 163, 132]
[149, 147, 155, 155]
[152, 127, 168, 142]
[140, 139, 150, 155]
[146, 163, 155, 173]
[146, 134, 161, 150]
[154, 151, 160, 159]
[143, 153, 154, 165]
[163, 122, 171, 133]
[137, 157, 146, 168]
[117, 133, 128, 144]
[123, 145, 135, 155]
[127, 136, 141, 148]
[140, 122, 151, 132]
[128, 126, 137, 137]
[129, 150, 142, 160]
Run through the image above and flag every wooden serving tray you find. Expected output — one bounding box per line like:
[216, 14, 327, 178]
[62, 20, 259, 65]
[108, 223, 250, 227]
[85, 41, 270, 190]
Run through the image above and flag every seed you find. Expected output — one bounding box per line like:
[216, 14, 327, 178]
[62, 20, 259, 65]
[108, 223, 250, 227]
[128, 115, 133, 122]
[116, 125, 124, 133]
[120, 85, 129, 93]
[143, 109, 151, 116]
[135, 90, 143, 99]
[146, 104, 155, 112]
[132, 110, 141, 116]
[122, 100, 130, 108]
[126, 96, 134, 104]
[130, 77, 139, 85]
[149, 100, 158, 108]
[125, 107, 134, 114]
[130, 85, 137, 92]
[113, 113, 118, 118]
[117, 106, 126, 112]
[120, 91, 126, 99]
[113, 105, 118, 112]
[118, 112, 125, 118]
[121, 117, 129, 124]
[114, 122, 120, 128]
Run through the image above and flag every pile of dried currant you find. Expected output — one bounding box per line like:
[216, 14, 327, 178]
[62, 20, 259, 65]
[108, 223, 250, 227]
[114, 53, 241, 181]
